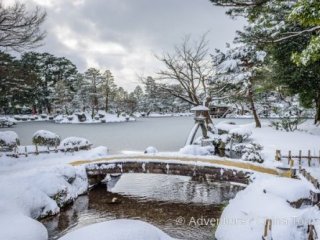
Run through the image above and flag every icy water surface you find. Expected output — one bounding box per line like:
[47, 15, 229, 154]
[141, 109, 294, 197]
[42, 174, 244, 240]
[8, 117, 253, 154]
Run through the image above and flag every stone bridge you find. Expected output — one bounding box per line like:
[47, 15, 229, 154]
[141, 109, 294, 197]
[70, 155, 290, 186]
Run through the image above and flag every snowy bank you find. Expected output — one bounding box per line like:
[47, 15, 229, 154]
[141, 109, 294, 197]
[59, 219, 176, 240]
[215, 175, 320, 240]
[0, 146, 109, 240]
[55, 112, 135, 124]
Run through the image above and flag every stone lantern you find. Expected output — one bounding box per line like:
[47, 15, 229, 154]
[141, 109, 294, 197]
[190, 105, 209, 140]
[191, 105, 209, 123]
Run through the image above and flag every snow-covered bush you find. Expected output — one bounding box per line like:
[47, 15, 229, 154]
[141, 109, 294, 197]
[229, 127, 252, 143]
[179, 145, 214, 156]
[215, 122, 238, 135]
[60, 137, 92, 151]
[210, 134, 230, 148]
[32, 130, 61, 146]
[240, 143, 263, 163]
[271, 117, 303, 132]
[144, 146, 158, 154]
[0, 131, 20, 149]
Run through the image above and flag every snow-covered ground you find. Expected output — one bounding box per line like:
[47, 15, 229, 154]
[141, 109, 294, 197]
[59, 219, 176, 240]
[216, 175, 320, 240]
[0, 147, 108, 240]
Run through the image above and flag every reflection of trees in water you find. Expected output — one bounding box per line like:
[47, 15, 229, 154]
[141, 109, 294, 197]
[42, 177, 244, 240]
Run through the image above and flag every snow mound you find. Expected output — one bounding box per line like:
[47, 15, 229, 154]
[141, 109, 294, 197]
[0, 131, 20, 148]
[32, 130, 61, 146]
[229, 127, 252, 142]
[0, 213, 48, 240]
[215, 121, 238, 133]
[215, 176, 319, 240]
[60, 137, 92, 151]
[144, 146, 158, 154]
[59, 219, 175, 240]
[179, 145, 214, 156]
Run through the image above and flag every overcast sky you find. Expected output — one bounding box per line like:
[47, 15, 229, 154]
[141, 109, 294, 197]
[8, 0, 246, 90]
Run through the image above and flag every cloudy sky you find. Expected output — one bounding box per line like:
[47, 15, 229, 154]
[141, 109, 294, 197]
[8, 0, 246, 90]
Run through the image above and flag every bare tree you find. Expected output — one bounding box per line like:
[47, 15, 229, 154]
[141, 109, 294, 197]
[0, 1, 46, 51]
[157, 34, 213, 107]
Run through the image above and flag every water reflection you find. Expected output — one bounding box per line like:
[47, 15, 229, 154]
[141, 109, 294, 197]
[42, 174, 244, 240]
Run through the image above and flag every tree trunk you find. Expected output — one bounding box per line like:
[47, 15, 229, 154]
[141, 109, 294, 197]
[204, 97, 213, 125]
[248, 85, 261, 128]
[105, 94, 109, 112]
[315, 92, 320, 125]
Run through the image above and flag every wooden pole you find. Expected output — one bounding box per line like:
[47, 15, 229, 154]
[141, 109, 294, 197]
[288, 150, 292, 165]
[275, 150, 281, 161]
[299, 150, 302, 170]
[308, 150, 311, 167]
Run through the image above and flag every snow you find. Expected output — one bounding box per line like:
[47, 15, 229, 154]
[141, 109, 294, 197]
[55, 112, 135, 124]
[190, 105, 209, 111]
[0, 146, 108, 240]
[144, 146, 158, 154]
[0, 214, 48, 240]
[215, 121, 239, 132]
[179, 145, 214, 156]
[33, 130, 59, 140]
[0, 130, 19, 147]
[229, 127, 252, 137]
[60, 137, 92, 150]
[59, 219, 176, 240]
[215, 175, 320, 240]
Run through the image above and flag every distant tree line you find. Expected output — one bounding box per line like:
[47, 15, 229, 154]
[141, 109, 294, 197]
[0, 51, 191, 116]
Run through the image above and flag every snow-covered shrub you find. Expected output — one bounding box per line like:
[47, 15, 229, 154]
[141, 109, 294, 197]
[215, 122, 238, 135]
[210, 134, 230, 148]
[40, 114, 47, 119]
[32, 130, 61, 146]
[240, 143, 263, 163]
[271, 117, 303, 132]
[144, 146, 158, 154]
[0, 131, 20, 149]
[67, 115, 74, 121]
[60, 137, 92, 151]
[229, 127, 252, 143]
[179, 145, 214, 156]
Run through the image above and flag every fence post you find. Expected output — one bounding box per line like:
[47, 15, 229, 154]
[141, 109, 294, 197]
[25, 146, 28, 157]
[299, 150, 302, 170]
[307, 224, 318, 240]
[288, 151, 292, 165]
[35, 144, 39, 155]
[308, 150, 311, 167]
[275, 150, 281, 161]
[290, 159, 295, 178]
[262, 219, 272, 240]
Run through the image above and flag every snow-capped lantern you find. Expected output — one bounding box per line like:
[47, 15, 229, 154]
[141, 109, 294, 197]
[190, 105, 209, 123]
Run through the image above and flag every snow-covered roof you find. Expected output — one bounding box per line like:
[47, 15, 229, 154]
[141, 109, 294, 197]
[190, 105, 209, 111]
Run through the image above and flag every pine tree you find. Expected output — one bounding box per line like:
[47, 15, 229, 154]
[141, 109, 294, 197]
[211, 45, 267, 127]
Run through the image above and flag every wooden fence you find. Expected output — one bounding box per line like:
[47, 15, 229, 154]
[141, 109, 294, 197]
[275, 150, 320, 167]
[2, 144, 92, 158]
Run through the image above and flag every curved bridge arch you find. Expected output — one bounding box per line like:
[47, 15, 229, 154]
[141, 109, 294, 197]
[70, 155, 290, 185]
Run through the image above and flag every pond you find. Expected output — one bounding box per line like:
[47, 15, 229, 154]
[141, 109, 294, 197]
[41, 173, 244, 240]
[7, 117, 254, 154]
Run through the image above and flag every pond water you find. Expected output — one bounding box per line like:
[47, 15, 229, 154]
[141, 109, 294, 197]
[7, 117, 254, 154]
[42, 174, 244, 240]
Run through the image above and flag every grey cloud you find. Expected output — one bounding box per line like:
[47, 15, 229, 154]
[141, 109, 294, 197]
[25, 0, 246, 90]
